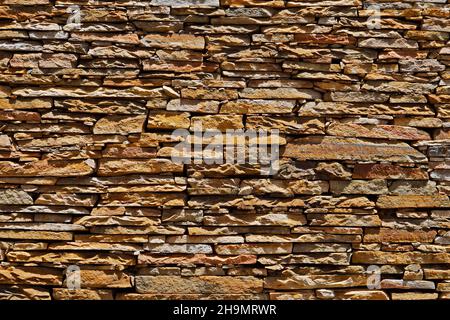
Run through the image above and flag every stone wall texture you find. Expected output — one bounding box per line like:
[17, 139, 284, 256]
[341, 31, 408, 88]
[0, 0, 449, 300]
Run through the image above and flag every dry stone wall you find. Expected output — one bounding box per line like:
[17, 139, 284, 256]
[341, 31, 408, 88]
[0, 0, 449, 300]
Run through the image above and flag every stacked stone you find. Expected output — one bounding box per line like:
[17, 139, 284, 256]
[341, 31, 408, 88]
[0, 0, 448, 300]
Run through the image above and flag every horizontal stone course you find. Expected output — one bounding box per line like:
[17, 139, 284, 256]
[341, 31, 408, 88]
[0, 0, 447, 301]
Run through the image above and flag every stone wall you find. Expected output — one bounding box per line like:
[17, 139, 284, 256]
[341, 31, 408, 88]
[0, 0, 449, 300]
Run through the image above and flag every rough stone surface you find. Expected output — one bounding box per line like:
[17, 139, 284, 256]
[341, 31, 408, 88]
[0, 0, 447, 301]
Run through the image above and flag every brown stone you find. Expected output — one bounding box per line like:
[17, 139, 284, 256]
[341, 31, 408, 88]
[0, 266, 62, 285]
[136, 276, 263, 294]
[364, 228, 437, 243]
[265, 274, 367, 289]
[53, 289, 113, 300]
[98, 159, 183, 176]
[283, 137, 427, 163]
[353, 164, 428, 180]
[352, 251, 450, 264]
[377, 195, 450, 209]
[0, 160, 95, 177]
[94, 115, 146, 134]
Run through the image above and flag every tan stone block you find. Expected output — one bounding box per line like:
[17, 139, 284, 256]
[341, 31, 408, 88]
[99, 192, 185, 207]
[7, 251, 135, 265]
[391, 292, 438, 300]
[265, 274, 367, 289]
[53, 289, 113, 300]
[352, 251, 450, 264]
[138, 253, 257, 266]
[353, 164, 428, 180]
[327, 122, 430, 140]
[330, 180, 387, 195]
[0, 160, 95, 177]
[117, 293, 266, 300]
[98, 159, 183, 176]
[94, 115, 146, 134]
[0, 265, 62, 286]
[147, 112, 190, 129]
[136, 276, 263, 294]
[333, 290, 389, 300]
[308, 214, 381, 227]
[0, 230, 72, 240]
[283, 137, 427, 163]
[364, 228, 436, 243]
[65, 270, 132, 289]
[259, 253, 351, 266]
[377, 195, 450, 208]
[215, 243, 293, 255]
[204, 213, 306, 227]
[142, 34, 205, 49]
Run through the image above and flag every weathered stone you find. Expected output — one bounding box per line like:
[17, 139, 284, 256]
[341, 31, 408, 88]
[333, 290, 389, 300]
[138, 254, 257, 266]
[215, 244, 292, 255]
[258, 253, 351, 266]
[391, 292, 438, 300]
[7, 251, 135, 265]
[53, 289, 113, 300]
[327, 122, 430, 140]
[308, 214, 381, 227]
[239, 88, 320, 100]
[353, 164, 428, 180]
[0, 266, 62, 285]
[191, 115, 243, 131]
[0, 160, 95, 177]
[0, 285, 51, 300]
[136, 276, 263, 294]
[13, 87, 164, 98]
[265, 274, 367, 289]
[167, 235, 244, 244]
[167, 99, 219, 113]
[358, 38, 418, 49]
[64, 270, 132, 289]
[283, 137, 427, 163]
[240, 179, 328, 196]
[100, 193, 185, 207]
[424, 268, 450, 280]
[300, 102, 434, 117]
[144, 244, 213, 254]
[327, 92, 389, 103]
[117, 293, 266, 300]
[246, 234, 361, 243]
[377, 195, 450, 209]
[352, 251, 450, 264]
[330, 180, 387, 195]
[399, 59, 445, 72]
[221, 99, 295, 114]
[389, 181, 437, 195]
[204, 213, 306, 227]
[142, 34, 205, 49]
[362, 81, 436, 94]
[36, 193, 97, 207]
[365, 228, 436, 243]
[98, 159, 183, 176]
[147, 112, 190, 129]
[316, 162, 352, 180]
[0, 189, 33, 205]
[94, 115, 146, 134]
[0, 0, 447, 301]
[246, 116, 325, 134]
